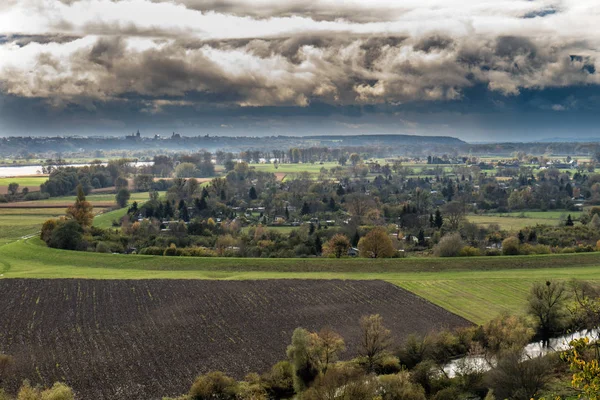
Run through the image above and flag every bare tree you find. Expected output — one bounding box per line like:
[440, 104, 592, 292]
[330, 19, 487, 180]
[527, 281, 569, 346]
[442, 201, 465, 231]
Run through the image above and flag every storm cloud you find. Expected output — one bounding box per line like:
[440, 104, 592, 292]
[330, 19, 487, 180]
[0, 0, 599, 139]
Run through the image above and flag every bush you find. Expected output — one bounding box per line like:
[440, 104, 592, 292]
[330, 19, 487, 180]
[182, 247, 217, 257]
[189, 371, 238, 400]
[375, 355, 402, 375]
[485, 248, 501, 256]
[459, 246, 480, 257]
[95, 242, 111, 253]
[24, 192, 50, 201]
[433, 233, 464, 257]
[262, 361, 294, 399]
[48, 221, 84, 250]
[378, 372, 426, 400]
[397, 334, 430, 369]
[139, 246, 166, 255]
[164, 244, 184, 257]
[485, 351, 553, 400]
[502, 237, 520, 255]
[41, 219, 58, 244]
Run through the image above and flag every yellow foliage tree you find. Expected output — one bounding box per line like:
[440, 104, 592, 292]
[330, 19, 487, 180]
[358, 228, 396, 258]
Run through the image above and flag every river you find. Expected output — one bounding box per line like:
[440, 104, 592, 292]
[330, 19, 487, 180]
[0, 162, 153, 178]
[443, 328, 599, 378]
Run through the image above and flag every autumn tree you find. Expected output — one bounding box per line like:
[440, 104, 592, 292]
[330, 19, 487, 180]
[345, 193, 375, 224]
[561, 337, 600, 398]
[324, 234, 351, 258]
[66, 185, 94, 227]
[311, 328, 346, 373]
[358, 228, 395, 258]
[359, 314, 392, 372]
[286, 327, 346, 392]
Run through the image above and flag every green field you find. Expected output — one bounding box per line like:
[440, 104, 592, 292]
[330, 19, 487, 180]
[1, 190, 599, 325]
[0, 176, 47, 187]
[1, 237, 600, 324]
[468, 210, 583, 230]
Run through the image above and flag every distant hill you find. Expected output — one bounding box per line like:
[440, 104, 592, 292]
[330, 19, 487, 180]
[538, 137, 600, 143]
[304, 134, 466, 146]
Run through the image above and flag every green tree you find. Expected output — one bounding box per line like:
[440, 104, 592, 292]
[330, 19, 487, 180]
[7, 182, 19, 196]
[502, 236, 520, 255]
[249, 186, 258, 200]
[287, 328, 320, 392]
[300, 202, 310, 215]
[134, 174, 153, 192]
[566, 214, 574, 226]
[48, 221, 84, 250]
[434, 209, 443, 229]
[115, 176, 128, 190]
[116, 188, 131, 208]
[174, 162, 199, 178]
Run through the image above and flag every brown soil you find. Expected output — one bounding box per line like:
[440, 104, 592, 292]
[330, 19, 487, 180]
[0, 279, 471, 399]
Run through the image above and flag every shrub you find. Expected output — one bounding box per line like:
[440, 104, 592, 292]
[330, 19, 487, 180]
[375, 355, 402, 375]
[24, 192, 50, 201]
[378, 372, 426, 400]
[182, 247, 217, 257]
[433, 233, 464, 257]
[262, 361, 294, 399]
[397, 334, 430, 369]
[164, 244, 184, 257]
[139, 246, 166, 256]
[48, 221, 84, 250]
[459, 246, 480, 257]
[501, 237, 520, 255]
[189, 371, 238, 400]
[95, 242, 110, 253]
[485, 351, 553, 400]
[41, 219, 58, 244]
[485, 248, 501, 256]
[323, 234, 351, 258]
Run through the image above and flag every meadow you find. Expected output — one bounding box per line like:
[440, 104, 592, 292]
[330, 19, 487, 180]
[467, 210, 583, 230]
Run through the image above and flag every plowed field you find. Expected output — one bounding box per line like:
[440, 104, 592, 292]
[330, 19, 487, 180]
[0, 279, 470, 399]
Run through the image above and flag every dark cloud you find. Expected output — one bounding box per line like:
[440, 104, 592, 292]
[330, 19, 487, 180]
[0, 34, 81, 46]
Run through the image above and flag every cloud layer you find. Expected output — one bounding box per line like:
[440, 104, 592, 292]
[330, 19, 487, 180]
[0, 0, 599, 138]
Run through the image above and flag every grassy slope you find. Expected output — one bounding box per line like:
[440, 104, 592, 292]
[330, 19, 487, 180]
[2, 238, 600, 324]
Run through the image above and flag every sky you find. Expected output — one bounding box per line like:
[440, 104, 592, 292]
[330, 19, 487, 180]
[0, 0, 599, 141]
